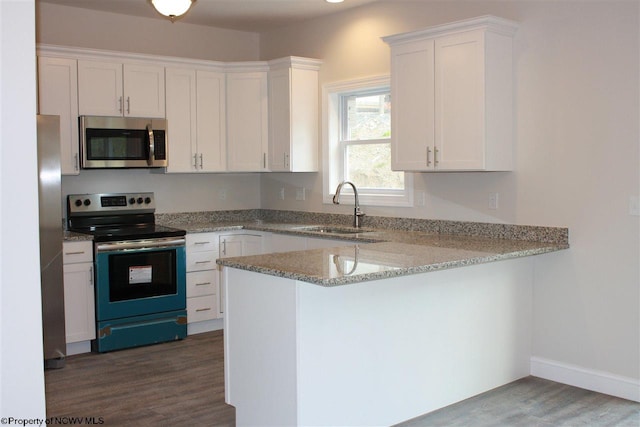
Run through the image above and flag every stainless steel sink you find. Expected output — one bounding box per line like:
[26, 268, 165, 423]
[298, 226, 371, 235]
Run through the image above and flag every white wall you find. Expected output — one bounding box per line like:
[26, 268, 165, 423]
[37, 2, 260, 62]
[0, 0, 47, 418]
[260, 0, 640, 390]
[62, 171, 261, 214]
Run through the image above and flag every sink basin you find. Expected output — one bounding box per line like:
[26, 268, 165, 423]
[299, 226, 371, 235]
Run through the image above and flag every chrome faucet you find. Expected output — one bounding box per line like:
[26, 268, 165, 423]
[333, 181, 365, 228]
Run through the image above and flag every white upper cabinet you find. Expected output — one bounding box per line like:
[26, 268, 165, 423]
[226, 67, 269, 172]
[166, 67, 226, 173]
[37, 56, 80, 175]
[78, 60, 165, 118]
[268, 57, 322, 172]
[383, 16, 518, 171]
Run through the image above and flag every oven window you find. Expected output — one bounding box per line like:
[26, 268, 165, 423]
[108, 249, 176, 302]
[86, 128, 148, 160]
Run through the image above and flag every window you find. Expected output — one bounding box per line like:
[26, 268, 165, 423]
[323, 76, 412, 207]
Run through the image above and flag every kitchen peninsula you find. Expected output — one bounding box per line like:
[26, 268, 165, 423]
[171, 210, 569, 426]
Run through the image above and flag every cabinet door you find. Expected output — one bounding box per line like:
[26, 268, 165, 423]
[390, 39, 435, 171]
[37, 57, 80, 175]
[78, 60, 123, 116]
[269, 66, 319, 172]
[219, 235, 243, 258]
[196, 70, 227, 172]
[435, 30, 485, 170]
[63, 262, 96, 343]
[219, 233, 263, 258]
[123, 64, 165, 118]
[166, 67, 198, 173]
[268, 67, 291, 171]
[226, 71, 269, 171]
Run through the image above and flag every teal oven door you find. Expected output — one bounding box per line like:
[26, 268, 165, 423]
[93, 237, 186, 352]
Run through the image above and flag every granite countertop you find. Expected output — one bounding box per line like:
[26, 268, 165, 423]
[215, 226, 569, 286]
[65, 210, 569, 286]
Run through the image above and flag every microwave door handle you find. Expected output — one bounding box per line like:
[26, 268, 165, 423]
[147, 125, 155, 166]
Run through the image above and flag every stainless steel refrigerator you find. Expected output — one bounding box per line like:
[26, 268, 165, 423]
[38, 114, 66, 369]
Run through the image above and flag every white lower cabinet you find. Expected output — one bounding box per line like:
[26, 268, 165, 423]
[186, 233, 221, 333]
[62, 241, 95, 348]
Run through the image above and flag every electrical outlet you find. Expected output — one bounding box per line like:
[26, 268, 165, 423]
[296, 187, 306, 201]
[416, 191, 426, 207]
[218, 189, 227, 200]
[488, 192, 499, 210]
[279, 187, 285, 200]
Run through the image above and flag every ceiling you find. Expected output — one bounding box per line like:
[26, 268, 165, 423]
[39, 0, 383, 32]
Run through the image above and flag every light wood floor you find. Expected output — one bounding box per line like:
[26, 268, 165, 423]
[46, 331, 639, 426]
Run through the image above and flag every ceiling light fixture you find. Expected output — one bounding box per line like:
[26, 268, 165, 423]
[150, 0, 195, 23]
[326, 0, 344, 3]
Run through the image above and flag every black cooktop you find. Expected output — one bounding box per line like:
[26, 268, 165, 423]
[85, 224, 186, 243]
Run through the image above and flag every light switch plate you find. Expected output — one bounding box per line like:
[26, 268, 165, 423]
[296, 188, 306, 201]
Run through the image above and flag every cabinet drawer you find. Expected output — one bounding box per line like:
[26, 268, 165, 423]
[187, 295, 219, 322]
[186, 250, 217, 272]
[186, 233, 218, 253]
[63, 241, 93, 264]
[187, 270, 217, 298]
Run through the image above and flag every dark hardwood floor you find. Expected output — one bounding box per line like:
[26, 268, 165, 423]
[46, 331, 639, 426]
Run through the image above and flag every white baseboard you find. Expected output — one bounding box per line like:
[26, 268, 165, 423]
[66, 340, 91, 356]
[530, 356, 640, 402]
[187, 318, 223, 335]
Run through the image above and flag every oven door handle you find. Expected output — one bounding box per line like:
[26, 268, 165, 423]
[96, 238, 185, 253]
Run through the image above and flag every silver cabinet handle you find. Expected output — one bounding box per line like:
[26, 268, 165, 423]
[195, 260, 211, 264]
[64, 251, 85, 255]
[284, 153, 289, 168]
[195, 282, 211, 286]
[89, 266, 93, 285]
[118, 96, 123, 113]
[263, 153, 267, 169]
[126, 96, 130, 115]
[193, 153, 198, 169]
[434, 147, 439, 166]
[426, 147, 432, 166]
[196, 307, 212, 312]
[222, 239, 227, 256]
[200, 153, 203, 169]
[193, 241, 210, 245]
[74, 153, 79, 171]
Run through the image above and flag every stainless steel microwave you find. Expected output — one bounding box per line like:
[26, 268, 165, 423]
[79, 116, 168, 169]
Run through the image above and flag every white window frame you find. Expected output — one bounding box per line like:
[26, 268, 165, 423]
[322, 76, 413, 207]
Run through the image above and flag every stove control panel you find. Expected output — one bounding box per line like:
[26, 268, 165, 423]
[68, 192, 156, 215]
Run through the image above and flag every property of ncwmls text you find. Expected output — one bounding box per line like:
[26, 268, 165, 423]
[1, 417, 104, 426]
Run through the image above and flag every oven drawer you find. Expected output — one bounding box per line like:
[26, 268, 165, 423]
[186, 233, 218, 253]
[187, 270, 217, 297]
[187, 295, 219, 322]
[63, 241, 93, 264]
[187, 250, 216, 272]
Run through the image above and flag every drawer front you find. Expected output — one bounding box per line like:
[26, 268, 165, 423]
[187, 270, 217, 298]
[186, 233, 218, 254]
[186, 250, 217, 272]
[187, 295, 219, 322]
[63, 241, 93, 264]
